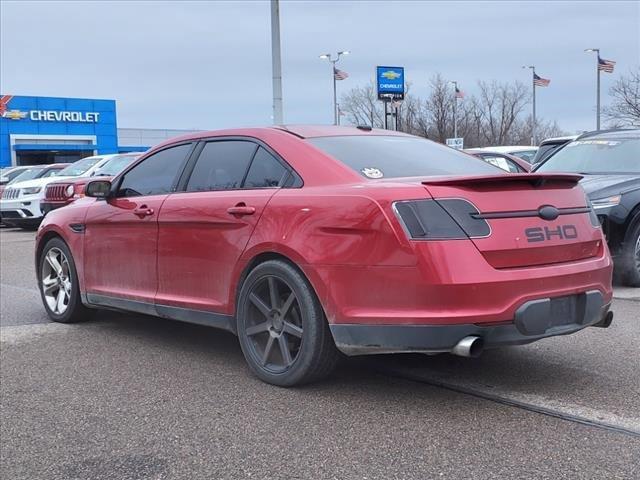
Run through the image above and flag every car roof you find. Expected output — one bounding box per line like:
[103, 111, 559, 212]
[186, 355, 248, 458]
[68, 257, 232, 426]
[151, 125, 409, 148]
[539, 135, 578, 145]
[576, 128, 640, 140]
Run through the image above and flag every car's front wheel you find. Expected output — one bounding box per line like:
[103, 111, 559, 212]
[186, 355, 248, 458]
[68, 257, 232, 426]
[38, 237, 91, 323]
[236, 260, 340, 386]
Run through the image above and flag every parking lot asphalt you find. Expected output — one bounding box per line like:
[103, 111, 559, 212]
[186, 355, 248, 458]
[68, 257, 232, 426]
[1, 228, 639, 479]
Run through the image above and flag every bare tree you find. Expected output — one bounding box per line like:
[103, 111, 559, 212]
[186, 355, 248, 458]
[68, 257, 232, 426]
[473, 80, 530, 146]
[340, 73, 563, 148]
[604, 68, 640, 127]
[425, 74, 454, 142]
[339, 81, 384, 128]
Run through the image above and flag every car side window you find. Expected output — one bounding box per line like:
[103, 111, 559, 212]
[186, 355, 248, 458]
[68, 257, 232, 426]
[117, 143, 192, 197]
[186, 141, 257, 192]
[243, 147, 288, 188]
[41, 169, 61, 178]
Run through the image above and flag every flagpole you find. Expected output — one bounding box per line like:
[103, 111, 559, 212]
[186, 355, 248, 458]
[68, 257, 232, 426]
[596, 55, 601, 130]
[332, 60, 338, 125]
[523, 66, 536, 146]
[585, 48, 601, 130]
[320, 51, 350, 126]
[451, 81, 458, 139]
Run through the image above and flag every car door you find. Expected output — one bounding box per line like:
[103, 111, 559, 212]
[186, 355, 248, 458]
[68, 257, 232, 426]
[156, 140, 295, 314]
[83, 143, 194, 306]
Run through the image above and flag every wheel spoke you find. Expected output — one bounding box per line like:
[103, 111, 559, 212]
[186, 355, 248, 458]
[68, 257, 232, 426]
[250, 292, 271, 319]
[283, 321, 302, 338]
[278, 335, 293, 365]
[43, 281, 58, 295]
[246, 321, 270, 336]
[261, 336, 274, 365]
[55, 289, 66, 313]
[268, 277, 280, 309]
[46, 251, 63, 275]
[280, 292, 296, 317]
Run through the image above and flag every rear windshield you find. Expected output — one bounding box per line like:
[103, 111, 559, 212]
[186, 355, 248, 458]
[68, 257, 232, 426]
[536, 138, 640, 174]
[307, 135, 501, 179]
[93, 155, 139, 177]
[57, 157, 102, 177]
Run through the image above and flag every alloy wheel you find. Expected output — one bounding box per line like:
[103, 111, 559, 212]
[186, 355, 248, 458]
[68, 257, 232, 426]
[244, 275, 303, 373]
[41, 247, 72, 315]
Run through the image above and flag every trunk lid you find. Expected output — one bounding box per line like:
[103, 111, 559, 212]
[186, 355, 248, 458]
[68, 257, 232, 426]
[422, 174, 603, 268]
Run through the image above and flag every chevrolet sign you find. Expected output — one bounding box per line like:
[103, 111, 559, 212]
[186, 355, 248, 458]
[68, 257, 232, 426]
[29, 110, 100, 122]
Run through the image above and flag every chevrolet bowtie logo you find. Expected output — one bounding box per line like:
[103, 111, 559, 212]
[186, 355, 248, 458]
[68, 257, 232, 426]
[2, 109, 28, 120]
[381, 70, 401, 80]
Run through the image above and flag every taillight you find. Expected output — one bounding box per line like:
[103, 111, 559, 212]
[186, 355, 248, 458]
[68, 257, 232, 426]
[393, 199, 490, 240]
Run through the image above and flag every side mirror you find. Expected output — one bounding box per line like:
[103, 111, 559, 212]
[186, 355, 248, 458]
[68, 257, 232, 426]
[85, 180, 112, 198]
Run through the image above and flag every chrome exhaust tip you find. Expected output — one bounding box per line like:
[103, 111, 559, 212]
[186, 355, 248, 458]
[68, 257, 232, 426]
[451, 335, 484, 358]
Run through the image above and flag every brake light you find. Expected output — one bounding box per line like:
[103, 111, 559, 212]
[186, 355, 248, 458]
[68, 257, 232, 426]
[393, 199, 490, 240]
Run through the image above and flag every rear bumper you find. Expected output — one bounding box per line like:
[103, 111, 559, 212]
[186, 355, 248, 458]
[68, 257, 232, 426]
[331, 291, 612, 355]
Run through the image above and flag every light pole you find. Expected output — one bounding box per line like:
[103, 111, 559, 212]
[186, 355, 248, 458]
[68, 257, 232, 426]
[449, 80, 458, 139]
[585, 48, 601, 130]
[523, 65, 536, 145]
[319, 51, 349, 125]
[270, 0, 283, 124]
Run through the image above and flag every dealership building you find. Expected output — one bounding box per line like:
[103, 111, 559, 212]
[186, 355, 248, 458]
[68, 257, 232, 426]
[0, 95, 197, 167]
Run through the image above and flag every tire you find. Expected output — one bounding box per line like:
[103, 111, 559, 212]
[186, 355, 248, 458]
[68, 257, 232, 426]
[38, 237, 92, 323]
[236, 260, 340, 386]
[621, 218, 640, 287]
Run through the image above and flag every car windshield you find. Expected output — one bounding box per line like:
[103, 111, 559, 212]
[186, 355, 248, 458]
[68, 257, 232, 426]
[536, 137, 640, 174]
[56, 157, 103, 177]
[7, 167, 46, 184]
[307, 135, 501, 179]
[93, 155, 138, 176]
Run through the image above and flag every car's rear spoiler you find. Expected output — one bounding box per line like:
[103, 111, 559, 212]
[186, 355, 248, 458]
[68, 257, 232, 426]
[422, 173, 583, 188]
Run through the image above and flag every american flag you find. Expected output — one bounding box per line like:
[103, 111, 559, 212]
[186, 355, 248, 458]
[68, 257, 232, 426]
[455, 87, 465, 99]
[334, 67, 349, 80]
[598, 57, 616, 73]
[533, 73, 550, 87]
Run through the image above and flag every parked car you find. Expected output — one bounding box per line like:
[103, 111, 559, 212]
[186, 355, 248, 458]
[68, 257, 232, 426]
[41, 153, 141, 215]
[1, 155, 116, 229]
[465, 150, 531, 172]
[36, 126, 613, 386]
[1, 166, 32, 186]
[0, 164, 69, 198]
[535, 129, 640, 286]
[531, 135, 578, 166]
[471, 146, 538, 164]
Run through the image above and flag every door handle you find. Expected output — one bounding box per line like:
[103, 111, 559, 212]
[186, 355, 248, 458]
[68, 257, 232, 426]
[227, 204, 256, 216]
[133, 205, 154, 218]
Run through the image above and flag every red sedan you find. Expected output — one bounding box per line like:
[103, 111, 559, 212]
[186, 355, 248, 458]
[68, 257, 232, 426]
[35, 126, 614, 386]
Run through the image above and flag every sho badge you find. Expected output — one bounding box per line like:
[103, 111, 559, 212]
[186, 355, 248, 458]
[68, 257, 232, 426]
[361, 167, 383, 179]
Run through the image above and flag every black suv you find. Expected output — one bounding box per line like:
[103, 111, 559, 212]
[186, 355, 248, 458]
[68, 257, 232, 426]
[534, 129, 640, 286]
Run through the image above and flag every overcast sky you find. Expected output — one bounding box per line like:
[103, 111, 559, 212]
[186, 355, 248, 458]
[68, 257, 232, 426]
[2, 0, 638, 133]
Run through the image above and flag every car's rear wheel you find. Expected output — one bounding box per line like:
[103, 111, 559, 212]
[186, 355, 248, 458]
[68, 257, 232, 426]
[621, 218, 640, 287]
[38, 237, 91, 323]
[236, 260, 340, 386]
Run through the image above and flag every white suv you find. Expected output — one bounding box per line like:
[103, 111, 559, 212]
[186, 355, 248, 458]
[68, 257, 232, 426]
[0, 155, 118, 229]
